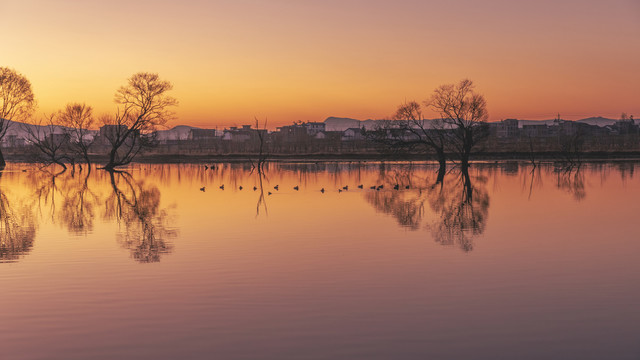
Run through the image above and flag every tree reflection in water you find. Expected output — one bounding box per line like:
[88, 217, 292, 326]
[0, 172, 37, 263]
[366, 166, 489, 252]
[58, 171, 99, 235]
[106, 171, 177, 263]
[555, 167, 586, 201]
[426, 169, 489, 252]
[14, 166, 177, 263]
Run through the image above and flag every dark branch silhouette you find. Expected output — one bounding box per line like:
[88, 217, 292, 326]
[23, 114, 71, 169]
[101, 73, 177, 171]
[368, 101, 449, 176]
[105, 171, 176, 262]
[0, 67, 36, 169]
[427, 79, 489, 169]
[426, 168, 489, 252]
[0, 172, 37, 262]
[57, 103, 96, 168]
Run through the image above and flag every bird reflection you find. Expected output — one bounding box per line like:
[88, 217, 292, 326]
[105, 171, 177, 263]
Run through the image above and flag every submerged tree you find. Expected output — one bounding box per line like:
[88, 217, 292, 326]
[101, 73, 177, 170]
[250, 117, 269, 172]
[0, 67, 36, 168]
[23, 114, 70, 169]
[58, 103, 95, 167]
[427, 79, 489, 169]
[369, 101, 449, 181]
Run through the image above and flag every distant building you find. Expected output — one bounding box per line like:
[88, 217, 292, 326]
[0, 134, 27, 148]
[188, 129, 218, 141]
[222, 125, 265, 143]
[276, 124, 308, 143]
[342, 128, 365, 141]
[497, 119, 519, 138]
[304, 122, 326, 136]
[46, 133, 70, 146]
[613, 116, 638, 135]
[522, 124, 549, 138]
[93, 124, 143, 147]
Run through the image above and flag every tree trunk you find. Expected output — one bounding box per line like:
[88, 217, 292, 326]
[461, 167, 473, 203]
[104, 148, 118, 171]
[83, 151, 92, 168]
[0, 149, 5, 169]
[436, 149, 446, 184]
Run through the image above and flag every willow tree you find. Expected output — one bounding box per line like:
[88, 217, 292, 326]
[101, 73, 177, 171]
[0, 67, 36, 168]
[427, 79, 488, 169]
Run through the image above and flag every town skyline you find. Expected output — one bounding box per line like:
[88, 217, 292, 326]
[2, 0, 638, 128]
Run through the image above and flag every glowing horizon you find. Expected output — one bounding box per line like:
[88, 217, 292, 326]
[2, 0, 638, 129]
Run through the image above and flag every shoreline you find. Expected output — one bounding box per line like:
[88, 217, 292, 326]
[4, 151, 640, 165]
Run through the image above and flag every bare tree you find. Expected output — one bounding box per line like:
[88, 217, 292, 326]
[249, 117, 269, 172]
[0, 67, 36, 168]
[367, 101, 450, 183]
[394, 101, 449, 180]
[23, 114, 70, 170]
[101, 73, 177, 170]
[426, 79, 489, 169]
[57, 103, 95, 168]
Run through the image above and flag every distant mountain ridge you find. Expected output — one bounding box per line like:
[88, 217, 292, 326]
[154, 125, 200, 141]
[1, 119, 83, 140]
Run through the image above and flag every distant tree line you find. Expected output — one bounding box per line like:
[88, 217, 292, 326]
[2, 67, 638, 171]
[0, 67, 176, 171]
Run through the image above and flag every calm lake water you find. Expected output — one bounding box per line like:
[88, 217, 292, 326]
[1, 161, 639, 360]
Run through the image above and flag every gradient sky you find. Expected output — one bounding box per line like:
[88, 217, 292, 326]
[1, 0, 639, 128]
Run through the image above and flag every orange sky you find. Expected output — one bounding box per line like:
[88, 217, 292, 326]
[1, 0, 639, 128]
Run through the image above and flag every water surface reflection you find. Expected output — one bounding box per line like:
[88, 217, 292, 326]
[0, 172, 36, 263]
[1, 161, 637, 261]
[2, 165, 178, 263]
[0, 161, 639, 359]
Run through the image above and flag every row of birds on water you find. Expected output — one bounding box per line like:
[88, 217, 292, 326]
[199, 183, 411, 194]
